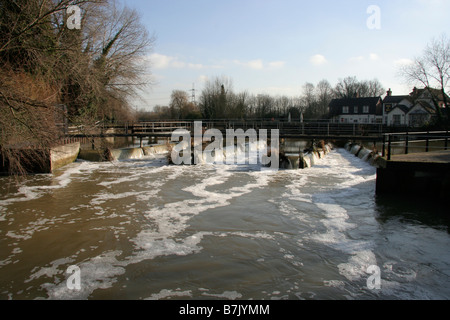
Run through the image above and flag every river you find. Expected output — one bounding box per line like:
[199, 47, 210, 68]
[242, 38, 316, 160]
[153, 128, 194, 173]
[0, 147, 449, 300]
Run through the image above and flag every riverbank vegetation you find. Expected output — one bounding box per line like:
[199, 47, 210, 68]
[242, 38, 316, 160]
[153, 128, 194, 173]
[0, 0, 154, 174]
[139, 76, 386, 121]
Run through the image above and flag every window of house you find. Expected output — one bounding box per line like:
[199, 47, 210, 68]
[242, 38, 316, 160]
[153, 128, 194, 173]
[354, 106, 359, 113]
[363, 106, 369, 113]
[393, 115, 401, 126]
[342, 106, 349, 114]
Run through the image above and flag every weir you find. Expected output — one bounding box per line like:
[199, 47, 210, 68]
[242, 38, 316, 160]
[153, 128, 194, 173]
[167, 136, 334, 170]
[74, 135, 334, 171]
[78, 142, 176, 162]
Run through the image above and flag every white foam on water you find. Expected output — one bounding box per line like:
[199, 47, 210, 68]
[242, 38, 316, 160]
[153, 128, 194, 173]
[33, 250, 125, 300]
[6, 216, 67, 241]
[128, 232, 210, 264]
[302, 149, 379, 288]
[0, 161, 100, 214]
[337, 250, 377, 282]
[145, 289, 193, 300]
[26, 257, 75, 284]
[1, 153, 280, 299]
[324, 280, 345, 289]
[216, 231, 275, 241]
[109, 166, 278, 296]
[201, 290, 242, 300]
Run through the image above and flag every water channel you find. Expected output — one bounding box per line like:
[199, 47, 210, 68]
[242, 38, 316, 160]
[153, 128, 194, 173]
[0, 144, 449, 300]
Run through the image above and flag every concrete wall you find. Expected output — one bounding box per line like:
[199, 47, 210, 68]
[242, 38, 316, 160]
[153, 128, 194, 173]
[376, 160, 450, 201]
[345, 142, 450, 201]
[0, 142, 80, 174]
[50, 142, 80, 172]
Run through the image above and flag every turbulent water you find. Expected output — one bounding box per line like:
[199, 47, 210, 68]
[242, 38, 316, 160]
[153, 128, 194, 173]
[0, 147, 449, 300]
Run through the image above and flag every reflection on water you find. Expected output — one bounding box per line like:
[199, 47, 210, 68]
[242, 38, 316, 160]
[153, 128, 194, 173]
[375, 195, 450, 234]
[0, 148, 449, 300]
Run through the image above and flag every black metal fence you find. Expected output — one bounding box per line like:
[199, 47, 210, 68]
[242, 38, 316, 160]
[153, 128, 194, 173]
[383, 131, 450, 160]
[78, 120, 386, 137]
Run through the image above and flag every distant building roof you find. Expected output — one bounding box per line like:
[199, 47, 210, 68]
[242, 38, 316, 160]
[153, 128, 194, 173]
[329, 97, 382, 117]
[383, 95, 411, 104]
[409, 100, 436, 114]
[389, 104, 410, 114]
[410, 87, 450, 102]
[329, 97, 381, 107]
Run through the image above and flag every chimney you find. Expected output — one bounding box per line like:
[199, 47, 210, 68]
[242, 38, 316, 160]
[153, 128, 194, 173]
[387, 88, 392, 97]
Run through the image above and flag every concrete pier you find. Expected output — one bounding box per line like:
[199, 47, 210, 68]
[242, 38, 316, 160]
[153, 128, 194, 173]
[50, 142, 81, 172]
[376, 150, 450, 200]
[0, 142, 80, 174]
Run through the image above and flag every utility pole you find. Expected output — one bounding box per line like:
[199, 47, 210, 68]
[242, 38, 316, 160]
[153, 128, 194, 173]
[190, 83, 196, 104]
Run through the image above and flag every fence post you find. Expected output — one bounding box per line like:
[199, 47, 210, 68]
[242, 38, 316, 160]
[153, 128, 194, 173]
[405, 132, 409, 155]
[425, 132, 429, 152]
[382, 134, 386, 157]
[445, 130, 448, 151]
[387, 134, 392, 161]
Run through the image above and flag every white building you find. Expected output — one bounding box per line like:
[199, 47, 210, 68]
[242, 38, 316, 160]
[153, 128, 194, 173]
[329, 97, 383, 124]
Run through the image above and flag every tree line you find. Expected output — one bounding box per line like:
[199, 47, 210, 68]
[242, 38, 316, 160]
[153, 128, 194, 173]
[0, 0, 154, 174]
[139, 76, 386, 121]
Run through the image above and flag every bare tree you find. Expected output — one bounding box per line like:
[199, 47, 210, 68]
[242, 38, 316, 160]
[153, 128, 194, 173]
[400, 34, 450, 123]
[0, 0, 154, 174]
[301, 82, 318, 118]
[367, 79, 386, 97]
[334, 76, 384, 99]
[169, 90, 190, 119]
[199, 76, 233, 119]
[315, 79, 334, 118]
[334, 76, 360, 99]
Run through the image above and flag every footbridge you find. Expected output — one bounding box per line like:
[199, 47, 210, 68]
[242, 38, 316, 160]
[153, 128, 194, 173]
[63, 120, 386, 145]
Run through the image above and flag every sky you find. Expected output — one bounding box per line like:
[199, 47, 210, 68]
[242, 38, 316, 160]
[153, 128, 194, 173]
[119, 0, 450, 111]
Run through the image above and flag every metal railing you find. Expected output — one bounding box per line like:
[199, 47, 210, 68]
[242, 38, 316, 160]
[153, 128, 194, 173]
[383, 131, 450, 160]
[65, 120, 387, 138]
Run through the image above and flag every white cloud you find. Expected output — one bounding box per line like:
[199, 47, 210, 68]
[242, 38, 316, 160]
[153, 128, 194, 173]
[149, 53, 182, 69]
[187, 63, 204, 69]
[149, 53, 215, 70]
[349, 56, 364, 62]
[247, 59, 264, 70]
[369, 53, 379, 61]
[233, 59, 285, 70]
[234, 59, 264, 70]
[394, 58, 414, 66]
[349, 53, 380, 63]
[198, 75, 209, 83]
[268, 61, 286, 69]
[310, 54, 327, 66]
